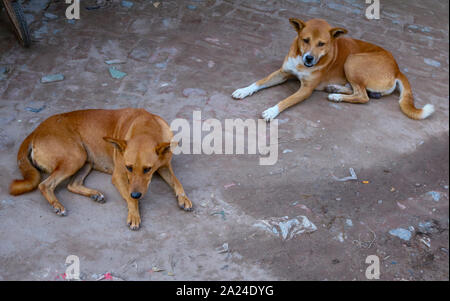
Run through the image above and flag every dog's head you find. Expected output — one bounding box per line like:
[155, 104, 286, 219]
[104, 135, 173, 200]
[289, 18, 347, 68]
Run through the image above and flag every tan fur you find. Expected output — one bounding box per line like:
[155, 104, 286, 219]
[9, 108, 193, 230]
[233, 18, 434, 120]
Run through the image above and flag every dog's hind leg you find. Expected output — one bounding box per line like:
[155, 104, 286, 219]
[232, 69, 293, 100]
[327, 83, 369, 104]
[38, 159, 86, 216]
[157, 164, 193, 211]
[324, 83, 353, 94]
[67, 163, 105, 203]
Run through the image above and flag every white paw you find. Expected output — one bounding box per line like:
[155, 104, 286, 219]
[328, 93, 343, 102]
[232, 83, 258, 100]
[262, 105, 279, 121]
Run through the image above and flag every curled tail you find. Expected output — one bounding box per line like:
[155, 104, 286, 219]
[9, 134, 41, 196]
[397, 72, 434, 120]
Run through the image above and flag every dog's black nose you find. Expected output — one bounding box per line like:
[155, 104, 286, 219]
[131, 192, 142, 199]
[305, 55, 314, 63]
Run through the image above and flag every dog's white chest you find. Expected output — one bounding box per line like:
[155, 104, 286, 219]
[282, 55, 310, 79]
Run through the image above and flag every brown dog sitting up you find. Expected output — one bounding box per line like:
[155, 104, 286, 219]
[9, 108, 193, 230]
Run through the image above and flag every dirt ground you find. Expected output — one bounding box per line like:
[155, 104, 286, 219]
[0, 0, 448, 281]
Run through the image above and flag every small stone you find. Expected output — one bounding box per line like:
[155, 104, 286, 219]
[41, 74, 64, 83]
[389, 228, 412, 241]
[121, 1, 134, 8]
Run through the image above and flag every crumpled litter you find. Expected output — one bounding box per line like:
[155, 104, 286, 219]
[333, 168, 357, 182]
[254, 216, 317, 240]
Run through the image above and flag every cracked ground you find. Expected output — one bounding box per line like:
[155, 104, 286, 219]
[0, 0, 448, 280]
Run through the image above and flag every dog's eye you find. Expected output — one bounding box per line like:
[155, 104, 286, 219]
[143, 167, 151, 174]
[318, 41, 325, 47]
[303, 38, 310, 44]
[126, 165, 133, 172]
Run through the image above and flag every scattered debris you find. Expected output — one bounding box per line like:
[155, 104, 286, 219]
[95, 272, 123, 281]
[151, 266, 164, 272]
[105, 59, 126, 65]
[54, 273, 67, 281]
[108, 67, 127, 79]
[0, 66, 10, 80]
[390, 187, 396, 192]
[211, 210, 226, 220]
[362, 180, 369, 184]
[282, 149, 293, 154]
[155, 62, 167, 69]
[1, 199, 14, 206]
[333, 168, 357, 182]
[223, 183, 236, 189]
[397, 202, 406, 210]
[419, 236, 431, 248]
[426, 191, 441, 202]
[153, 2, 161, 8]
[418, 220, 440, 234]
[167, 271, 175, 276]
[254, 216, 317, 240]
[25, 105, 46, 113]
[85, 5, 101, 10]
[294, 204, 311, 213]
[352, 230, 377, 249]
[424, 58, 441, 68]
[336, 232, 346, 242]
[41, 74, 64, 83]
[121, 1, 134, 8]
[44, 12, 58, 19]
[216, 243, 229, 254]
[389, 228, 412, 241]
[345, 219, 353, 227]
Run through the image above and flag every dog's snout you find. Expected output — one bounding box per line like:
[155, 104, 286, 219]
[131, 192, 142, 199]
[305, 55, 314, 63]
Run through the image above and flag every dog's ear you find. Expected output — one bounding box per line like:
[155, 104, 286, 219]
[289, 18, 306, 33]
[104, 137, 127, 153]
[155, 142, 171, 157]
[330, 27, 348, 39]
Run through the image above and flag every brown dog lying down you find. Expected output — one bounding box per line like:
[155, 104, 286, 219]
[233, 18, 435, 121]
[9, 108, 193, 230]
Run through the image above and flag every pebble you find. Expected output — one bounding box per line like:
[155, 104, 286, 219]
[389, 228, 412, 241]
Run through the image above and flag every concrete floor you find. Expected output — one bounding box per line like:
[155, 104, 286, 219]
[0, 0, 448, 281]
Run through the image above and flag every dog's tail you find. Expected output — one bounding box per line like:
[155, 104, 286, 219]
[9, 134, 41, 196]
[397, 72, 434, 120]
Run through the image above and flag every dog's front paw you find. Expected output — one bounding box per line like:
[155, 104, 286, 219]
[262, 105, 279, 122]
[177, 194, 193, 211]
[327, 93, 343, 103]
[127, 211, 141, 230]
[232, 83, 258, 100]
[90, 193, 105, 203]
[52, 202, 67, 216]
